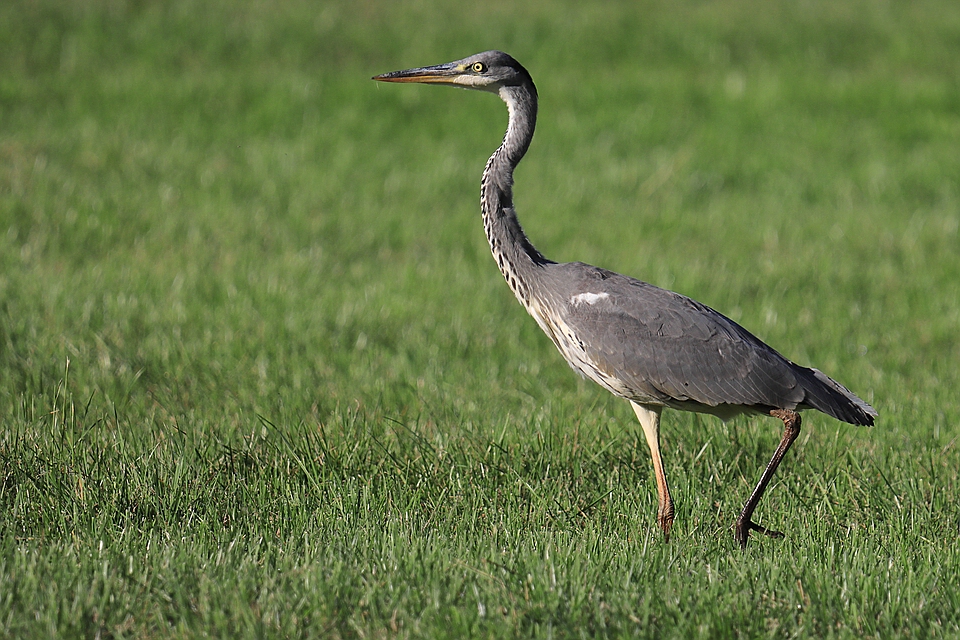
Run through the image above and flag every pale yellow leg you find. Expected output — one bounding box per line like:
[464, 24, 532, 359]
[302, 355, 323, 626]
[631, 401, 675, 541]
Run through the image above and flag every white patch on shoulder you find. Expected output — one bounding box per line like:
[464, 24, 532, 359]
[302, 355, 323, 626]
[570, 292, 610, 306]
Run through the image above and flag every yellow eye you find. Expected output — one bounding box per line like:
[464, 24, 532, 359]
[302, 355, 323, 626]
[472, 62, 486, 73]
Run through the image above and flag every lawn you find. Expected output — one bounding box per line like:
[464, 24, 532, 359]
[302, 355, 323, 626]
[1, 0, 959, 637]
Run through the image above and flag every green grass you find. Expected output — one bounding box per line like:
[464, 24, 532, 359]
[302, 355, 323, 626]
[2, 0, 959, 636]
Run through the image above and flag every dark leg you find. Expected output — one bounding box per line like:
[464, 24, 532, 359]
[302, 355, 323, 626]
[734, 409, 801, 549]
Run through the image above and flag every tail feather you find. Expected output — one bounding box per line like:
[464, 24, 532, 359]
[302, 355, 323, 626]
[798, 367, 877, 426]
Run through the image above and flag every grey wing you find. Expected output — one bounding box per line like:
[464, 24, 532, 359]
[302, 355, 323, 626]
[551, 263, 808, 416]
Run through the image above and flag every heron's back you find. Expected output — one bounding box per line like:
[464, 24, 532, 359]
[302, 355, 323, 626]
[528, 262, 876, 426]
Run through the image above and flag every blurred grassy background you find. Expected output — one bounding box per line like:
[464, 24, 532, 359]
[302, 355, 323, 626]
[1, 0, 959, 637]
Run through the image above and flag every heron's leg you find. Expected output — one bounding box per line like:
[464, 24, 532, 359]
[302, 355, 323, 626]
[734, 409, 801, 549]
[630, 402, 675, 541]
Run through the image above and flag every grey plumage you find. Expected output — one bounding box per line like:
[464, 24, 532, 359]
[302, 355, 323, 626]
[374, 50, 877, 548]
[537, 262, 875, 424]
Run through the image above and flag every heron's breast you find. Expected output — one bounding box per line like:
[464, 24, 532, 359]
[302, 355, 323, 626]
[524, 296, 634, 399]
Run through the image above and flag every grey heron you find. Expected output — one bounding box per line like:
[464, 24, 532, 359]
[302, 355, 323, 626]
[373, 51, 877, 548]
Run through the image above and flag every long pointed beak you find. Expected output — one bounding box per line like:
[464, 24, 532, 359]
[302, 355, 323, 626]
[372, 62, 461, 85]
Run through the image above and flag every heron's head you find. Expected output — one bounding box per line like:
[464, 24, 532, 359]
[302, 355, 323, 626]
[373, 50, 531, 94]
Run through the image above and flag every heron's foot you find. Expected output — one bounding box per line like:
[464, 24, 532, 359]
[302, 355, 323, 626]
[656, 502, 675, 543]
[657, 513, 675, 543]
[733, 518, 784, 549]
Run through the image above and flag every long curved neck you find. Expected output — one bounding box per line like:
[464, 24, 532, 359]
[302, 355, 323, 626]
[481, 82, 552, 307]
